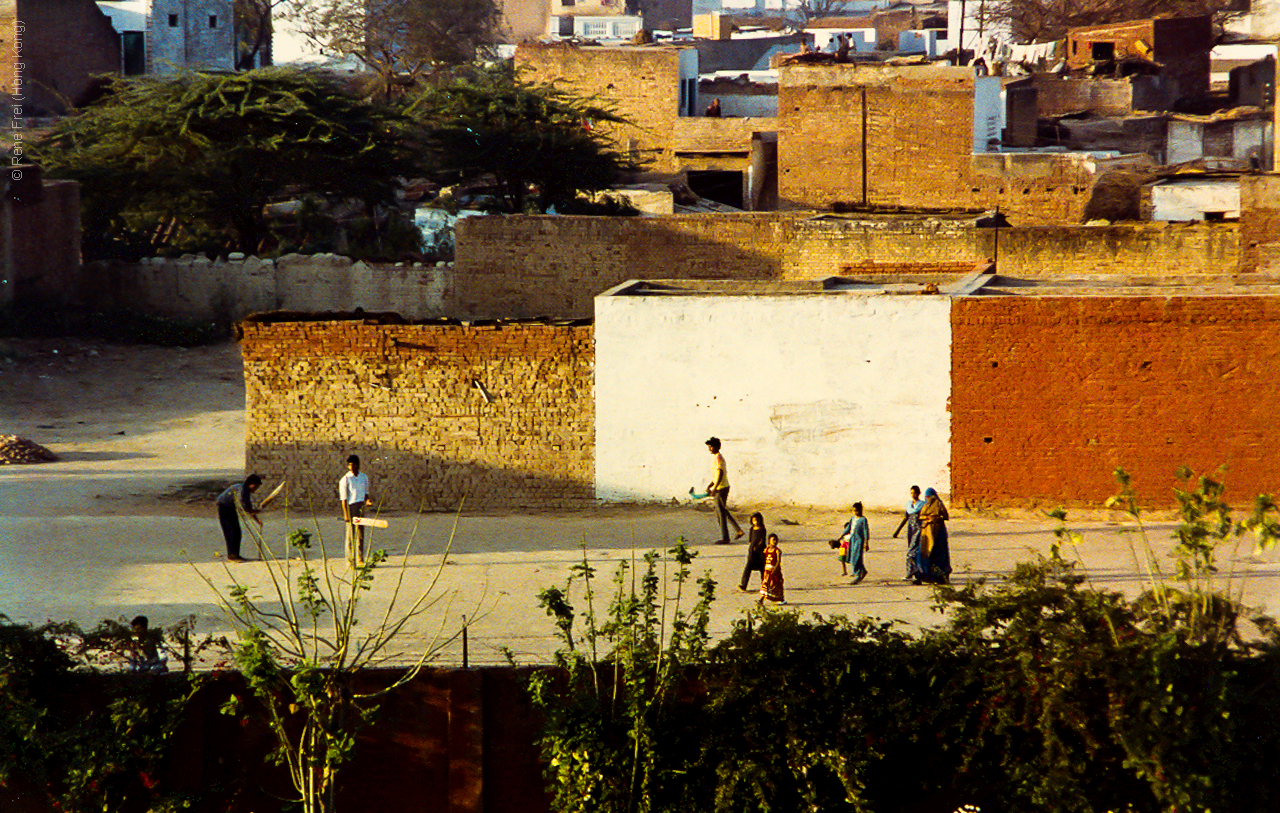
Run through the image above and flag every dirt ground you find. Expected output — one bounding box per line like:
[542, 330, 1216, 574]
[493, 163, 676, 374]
[2, 337, 1278, 667]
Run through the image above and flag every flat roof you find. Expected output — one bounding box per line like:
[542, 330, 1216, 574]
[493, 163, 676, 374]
[600, 274, 1280, 299]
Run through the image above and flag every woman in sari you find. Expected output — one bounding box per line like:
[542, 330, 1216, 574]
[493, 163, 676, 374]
[759, 533, 786, 605]
[892, 485, 926, 581]
[917, 487, 951, 584]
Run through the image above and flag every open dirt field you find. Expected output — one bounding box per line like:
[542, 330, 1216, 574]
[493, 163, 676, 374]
[2, 337, 1279, 666]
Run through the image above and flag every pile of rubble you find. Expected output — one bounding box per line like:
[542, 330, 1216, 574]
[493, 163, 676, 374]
[0, 435, 59, 465]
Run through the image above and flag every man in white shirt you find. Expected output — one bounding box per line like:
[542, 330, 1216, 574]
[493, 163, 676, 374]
[338, 454, 371, 567]
[706, 437, 743, 545]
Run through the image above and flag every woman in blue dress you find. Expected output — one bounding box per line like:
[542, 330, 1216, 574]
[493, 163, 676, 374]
[837, 502, 870, 585]
[892, 485, 926, 581]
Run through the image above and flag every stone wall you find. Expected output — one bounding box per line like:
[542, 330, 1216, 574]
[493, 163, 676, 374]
[148, 0, 236, 72]
[240, 317, 594, 511]
[950, 296, 1280, 506]
[86, 254, 451, 325]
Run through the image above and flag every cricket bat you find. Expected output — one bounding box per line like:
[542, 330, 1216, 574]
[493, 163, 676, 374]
[352, 516, 389, 529]
[259, 480, 286, 510]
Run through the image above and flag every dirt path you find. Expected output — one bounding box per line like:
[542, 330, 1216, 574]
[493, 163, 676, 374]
[2, 338, 1278, 667]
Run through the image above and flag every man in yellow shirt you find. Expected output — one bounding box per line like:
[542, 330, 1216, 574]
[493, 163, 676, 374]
[706, 437, 744, 545]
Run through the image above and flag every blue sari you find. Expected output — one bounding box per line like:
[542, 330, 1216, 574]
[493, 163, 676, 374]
[841, 515, 869, 581]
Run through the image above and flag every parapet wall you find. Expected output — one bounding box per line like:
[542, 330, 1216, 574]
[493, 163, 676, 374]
[240, 318, 594, 511]
[951, 296, 1280, 506]
[454, 215, 1243, 317]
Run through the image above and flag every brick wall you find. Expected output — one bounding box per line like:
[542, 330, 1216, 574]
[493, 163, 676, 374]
[951, 296, 1280, 507]
[0, 0, 121, 113]
[2, 177, 81, 307]
[516, 44, 686, 173]
[452, 214, 792, 318]
[453, 214, 1242, 311]
[776, 64, 1110, 224]
[997, 222, 1239, 277]
[240, 317, 594, 511]
[1239, 173, 1280, 273]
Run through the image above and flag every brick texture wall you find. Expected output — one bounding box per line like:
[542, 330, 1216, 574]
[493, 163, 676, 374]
[997, 222, 1239, 277]
[3, 178, 81, 307]
[240, 318, 594, 511]
[516, 44, 686, 173]
[453, 214, 1242, 316]
[0, 0, 121, 113]
[776, 64, 1111, 224]
[951, 296, 1280, 507]
[1239, 173, 1280, 273]
[452, 214, 792, 318]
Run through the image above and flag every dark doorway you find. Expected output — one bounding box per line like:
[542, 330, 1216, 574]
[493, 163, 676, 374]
[122, 31, 145, 76]
[687, 170, 743, 209]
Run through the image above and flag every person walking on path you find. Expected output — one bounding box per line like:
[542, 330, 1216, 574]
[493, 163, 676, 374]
[892, 485, 926, 581]
[215, 474, 262, 562]
[836, 502, 870, 584]
[339, 454, 371, 568]
[917, 488, 952, 584]
[740, 512, 768, 591]
[759, 533, 786, 605]
[706, 437, 743, 545]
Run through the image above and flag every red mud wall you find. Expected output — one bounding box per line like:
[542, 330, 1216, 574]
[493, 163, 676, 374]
[951, 296, 1280, 506]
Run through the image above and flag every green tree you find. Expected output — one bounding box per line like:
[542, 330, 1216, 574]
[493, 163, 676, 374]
[33, 68, 423, 259]
[198, 522, 460, 813]
[282, 0, 502, 97]
[406, 67, 643, 214]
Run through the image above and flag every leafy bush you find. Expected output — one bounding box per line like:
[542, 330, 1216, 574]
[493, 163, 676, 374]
[532, 473, 1280, 813]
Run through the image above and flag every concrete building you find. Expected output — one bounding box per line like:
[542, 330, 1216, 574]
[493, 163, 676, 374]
[0, 0, 120, 113]
[1144, 176, 1241, 222]
[97, 0, 235, 73]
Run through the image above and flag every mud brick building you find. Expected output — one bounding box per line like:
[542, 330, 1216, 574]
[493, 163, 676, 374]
[239, 316, 594, 512]
[0, 0, 121, 113]
[776, 63, 1147, 223]
[1065, 16, 1213, 102]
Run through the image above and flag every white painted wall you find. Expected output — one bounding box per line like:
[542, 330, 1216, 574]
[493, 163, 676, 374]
[1150, 179, 1241, 221]
[973, 75, 1002, 152]
[595, 291, 952, 509]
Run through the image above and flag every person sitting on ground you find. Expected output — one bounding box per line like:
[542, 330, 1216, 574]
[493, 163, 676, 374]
[128, 615, 168, 673]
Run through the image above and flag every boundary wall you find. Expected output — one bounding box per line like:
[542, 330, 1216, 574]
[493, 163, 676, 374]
[2, 668, 550, 813]
[240, 317, 594, 511]
[950, 296, 1280, 506]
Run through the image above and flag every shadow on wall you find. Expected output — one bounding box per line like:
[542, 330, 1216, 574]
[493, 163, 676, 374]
[248, 443, 595, 514]
[451, 214, 791, 320]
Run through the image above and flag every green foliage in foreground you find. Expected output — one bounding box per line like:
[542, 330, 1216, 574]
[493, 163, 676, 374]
[532, 472, 1280, 813]
[0, 617, 201, 812]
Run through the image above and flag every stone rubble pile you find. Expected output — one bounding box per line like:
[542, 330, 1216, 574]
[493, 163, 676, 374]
[0, 435, 59, 464]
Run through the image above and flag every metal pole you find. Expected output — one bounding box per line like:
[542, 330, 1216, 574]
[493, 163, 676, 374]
[462, 616, 469, 669]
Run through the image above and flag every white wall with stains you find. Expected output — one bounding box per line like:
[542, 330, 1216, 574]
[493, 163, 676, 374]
[594, 289, 952, 509]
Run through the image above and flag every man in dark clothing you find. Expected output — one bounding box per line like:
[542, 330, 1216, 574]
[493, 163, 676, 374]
[215, 474, 262, 562]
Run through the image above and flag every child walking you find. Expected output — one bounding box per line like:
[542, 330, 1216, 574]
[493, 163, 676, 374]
[759, 533, 786, 605]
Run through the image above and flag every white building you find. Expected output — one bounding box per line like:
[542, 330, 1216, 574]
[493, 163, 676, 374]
[97, 0, 235, 73]
[594, 279, 954, 508]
